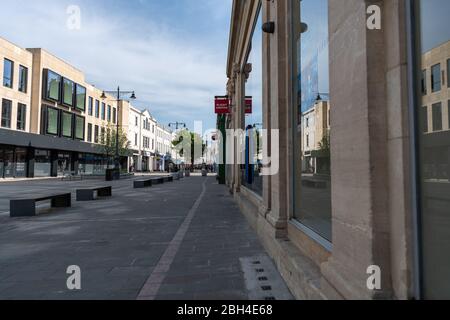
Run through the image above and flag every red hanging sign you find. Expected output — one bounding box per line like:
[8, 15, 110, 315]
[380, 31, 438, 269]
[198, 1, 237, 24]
[215, 96, 230, 114]
[245, 96, 252, 114]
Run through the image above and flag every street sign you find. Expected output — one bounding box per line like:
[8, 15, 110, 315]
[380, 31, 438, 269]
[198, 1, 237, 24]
[215, 96, 230, 114]
[245, 96, 252, 114]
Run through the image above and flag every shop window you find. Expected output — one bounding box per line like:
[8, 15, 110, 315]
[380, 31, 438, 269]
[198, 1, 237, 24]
[18, 65, 28, 93]
[17, 103, 26, 131]
[293, 0, 332, 242]
[75, 115, 85, 140]
[242, 7, 263, 196]
[1, 99, 12, 128]
[34, 149, 51, 177]
[15, 148, 27, 178]
[416, 0, 450, 299]
[3, 58, 13, 88]
[44, 69, 61, 102]
[75, 84, 86, 111]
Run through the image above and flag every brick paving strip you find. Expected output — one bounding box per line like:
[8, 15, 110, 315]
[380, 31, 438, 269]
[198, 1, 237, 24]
[137, 177, 208, 300]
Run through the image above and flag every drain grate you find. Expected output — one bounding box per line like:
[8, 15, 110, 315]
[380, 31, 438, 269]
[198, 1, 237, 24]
[258, 276, 268, 281]
[255, 268, 265, 273]
[265, 297, 276, 301]
[252, 261, 261, 265]
[261, 286, 272, 291]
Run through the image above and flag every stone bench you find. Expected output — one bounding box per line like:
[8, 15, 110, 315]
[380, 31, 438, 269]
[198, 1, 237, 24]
[133, 177, 165, 189]
[76, 186, 112, 201]
[10, 193, 72, 217]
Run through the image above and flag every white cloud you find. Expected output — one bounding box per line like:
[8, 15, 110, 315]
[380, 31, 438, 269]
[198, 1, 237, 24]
[0, 0, 232, 130]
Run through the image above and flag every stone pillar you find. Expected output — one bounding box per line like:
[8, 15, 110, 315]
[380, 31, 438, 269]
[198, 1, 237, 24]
[321, 0, 393, 299]
[264, 0, 291, 238]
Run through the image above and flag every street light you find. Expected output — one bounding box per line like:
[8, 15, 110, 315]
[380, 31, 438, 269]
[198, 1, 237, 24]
[101, 87, 136, 178]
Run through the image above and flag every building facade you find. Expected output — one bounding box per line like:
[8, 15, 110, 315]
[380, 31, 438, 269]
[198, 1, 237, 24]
[0, 36, 126, 178]
[222, 0, 450, 300]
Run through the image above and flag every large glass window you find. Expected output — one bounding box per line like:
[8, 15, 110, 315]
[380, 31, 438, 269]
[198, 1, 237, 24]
[75, 115, 85, 140]
[46, 106, 59, 135]
[1, 99, 12, 128]
[62, 78, 74, 107]
[113, 107, 117, 124]
[3, 58, 13, 88]
[61, 111, 73, 138]
[18, 65, 28, 93]
[292, 0, 332, 242]
[17, 103, 26, 131]
[94, 125, 99, 143]
[34, 149, 51, 177]
[242, 8, 263, 196]
[15, 148, 27, 178]
[107, 105, 111, 122]
[45, 70, 61, 101]
[76, 84, 86, 111]
[417, 0, 450, 299]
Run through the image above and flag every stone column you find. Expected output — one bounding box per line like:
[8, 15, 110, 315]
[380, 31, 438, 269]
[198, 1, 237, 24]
[321, 0, 393, 299]
[264, 0, 291, 238]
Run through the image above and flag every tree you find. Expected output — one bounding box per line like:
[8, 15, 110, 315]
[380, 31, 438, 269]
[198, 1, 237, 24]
[97, 124, 132, 168]
[172, 129, 206, 168]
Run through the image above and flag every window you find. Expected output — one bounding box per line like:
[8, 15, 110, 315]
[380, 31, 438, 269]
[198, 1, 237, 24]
[101, 127, 106, 143]
[45, 70, 61, 101]
[113, 108, 117, 124]
[18, 65, 28, 93]
[417, 0, 450, 299]
[421, 69, 427, 95]
[101, 103, 106, 120]
[135, 116, 138, 126]
[293, 0, 332, 242]
[135, 133, 138, 146]
[448, 59, 450, 88]
[17, 103, 26, 131]
[107, 105, 111, 122]
[95, 100, 100, 118]
[94, 125, 99, 143]
[1, 99, 12, 128]
[46, 106, 59, 135]
[431, 63, 441, 92]
[62, 78, 75, 107]
[87, 123, 92, 142]
[422, 107, 428, 133]
[88, 97, 93, 116]
[432, 102, 442, 132]
[61, 111, 73, 138]
[3, 58, 13, 88]
[75, 84, 86, 111]
[75, 115, 85, 140]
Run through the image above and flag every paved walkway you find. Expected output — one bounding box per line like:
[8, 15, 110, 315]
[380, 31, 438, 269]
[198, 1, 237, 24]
[0, 175, 292, 300]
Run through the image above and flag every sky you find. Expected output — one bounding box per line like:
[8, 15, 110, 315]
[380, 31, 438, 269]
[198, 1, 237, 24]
[0, 0, 232, 131]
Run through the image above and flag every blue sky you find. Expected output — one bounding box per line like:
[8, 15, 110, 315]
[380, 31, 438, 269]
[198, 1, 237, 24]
[0, 0, 232, 131]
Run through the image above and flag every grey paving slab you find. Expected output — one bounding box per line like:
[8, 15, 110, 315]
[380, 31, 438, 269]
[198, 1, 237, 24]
[0, 176, 293, 300]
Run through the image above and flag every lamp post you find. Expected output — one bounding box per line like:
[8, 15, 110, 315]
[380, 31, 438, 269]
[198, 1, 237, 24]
[101, 87, 136, 177]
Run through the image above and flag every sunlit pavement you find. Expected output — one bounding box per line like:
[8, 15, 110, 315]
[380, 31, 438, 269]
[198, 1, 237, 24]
[0, 175, 292, 300]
